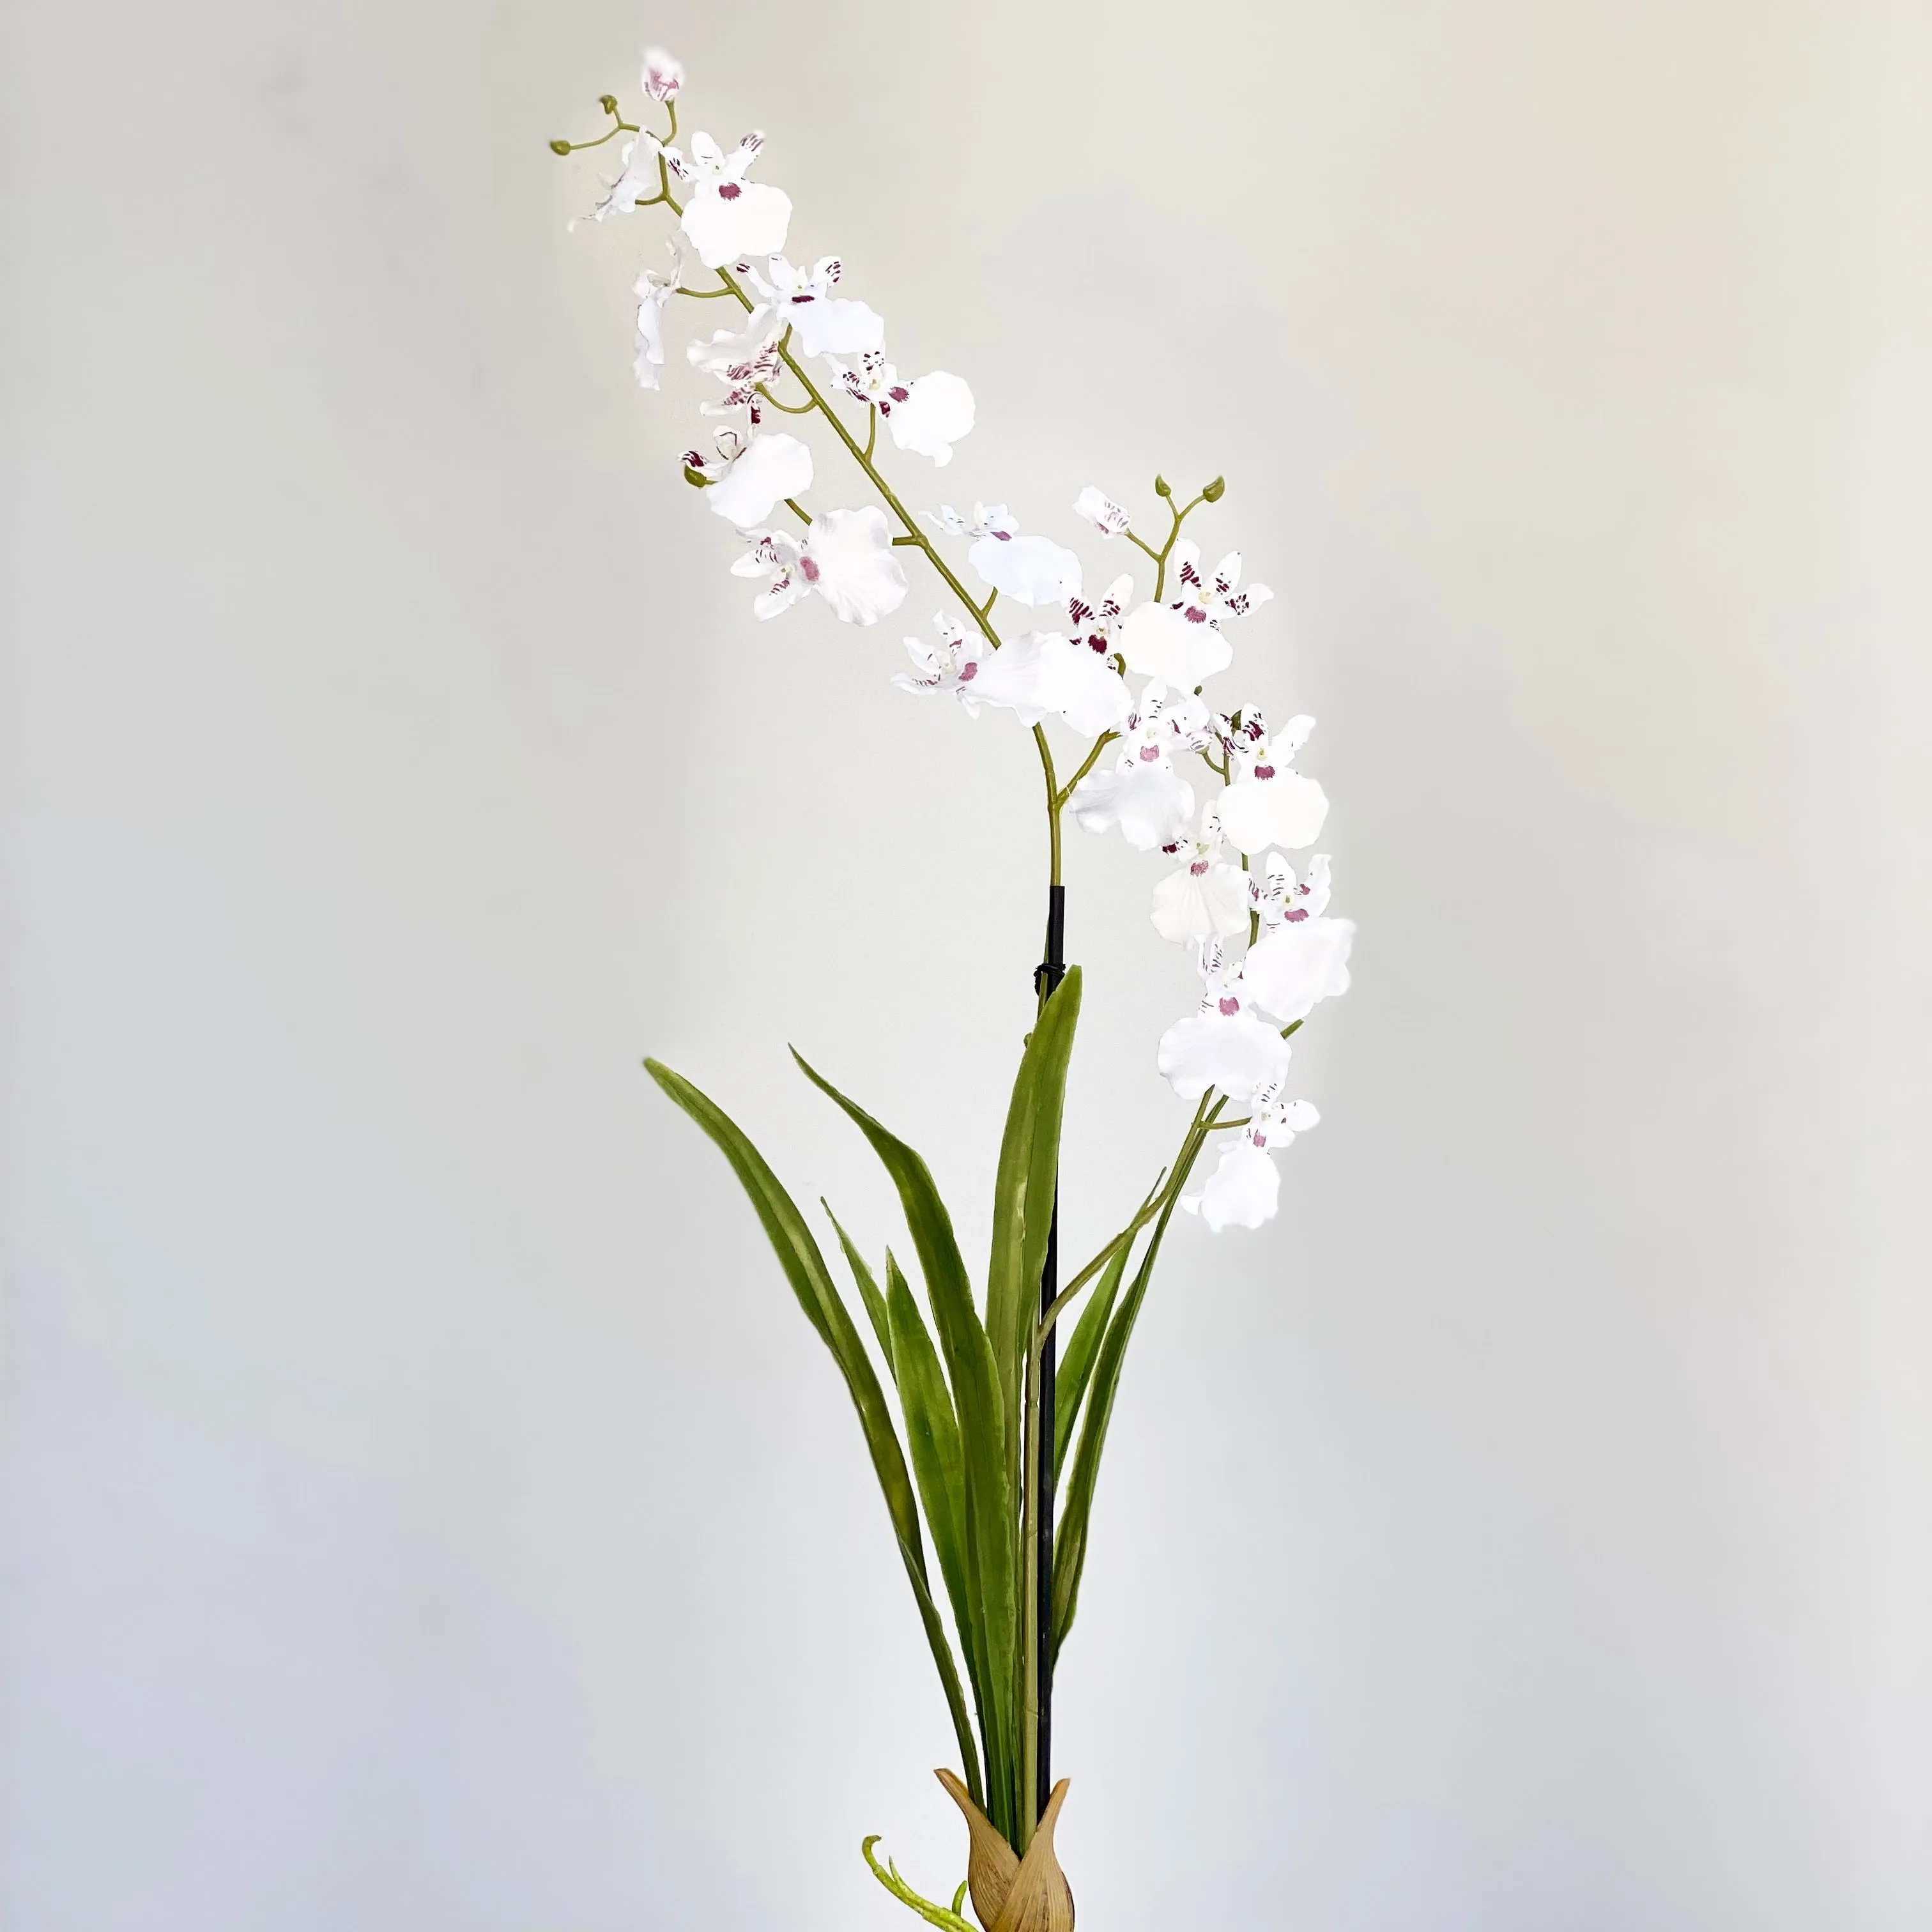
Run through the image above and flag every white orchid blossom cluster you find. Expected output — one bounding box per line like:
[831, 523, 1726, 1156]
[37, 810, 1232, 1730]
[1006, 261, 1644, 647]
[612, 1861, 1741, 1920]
[559, 48, 1353, 1232]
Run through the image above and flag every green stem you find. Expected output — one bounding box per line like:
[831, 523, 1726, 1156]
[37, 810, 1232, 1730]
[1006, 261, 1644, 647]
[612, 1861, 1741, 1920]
[1054, 732, 1116, 811]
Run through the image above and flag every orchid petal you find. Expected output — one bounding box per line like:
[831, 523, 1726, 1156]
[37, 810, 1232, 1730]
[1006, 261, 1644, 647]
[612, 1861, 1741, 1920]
[1155, 1011, 1292, 1101]
[1179, 1141, 1281, 1231]
[1239, 916, 1356, 1023]
[1216, 770, 1330, 854]
[680, 182, 793, 268]
[886, 372, 976, 465]
[1116, 600, 1233, 686]
[968, 531, 1081, 606]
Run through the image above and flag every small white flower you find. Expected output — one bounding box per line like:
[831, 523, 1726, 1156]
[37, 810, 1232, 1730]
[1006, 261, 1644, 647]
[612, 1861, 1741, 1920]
[642, 47, 684, 102]
[969, 632, 1133, 735]
[1155, 939, 1294, 1101]
[1172, 541, 1271, 627]
[668, 132, 793, 268]
[1150, 808, 1250, 943]
[730, 526, 809, 620]
[742, 255, 884, 360]
[1250, 851, 1332, 931]
[682, 429, 814, 529]
[1181, 1140, 1279, 1232]
[631, 238, 687, 390]
[592, 130, 666, 222]
[1240, 854, 1354, 1023]
[1064, 575, 1134, 658]
[893, 615, 987, 716]
[1068, 682, 1209, 850]
[1073, 486, 1131, 539]
[926, 503, 1081, 606]
[835, 354, 976, 465]
[1116, 541, 1273, 688]
[1215, 710, 1329, 854]
[1181, 1074, 1319, 1231]
[683, 328, 784, 426]
[731, 507, 908, 625]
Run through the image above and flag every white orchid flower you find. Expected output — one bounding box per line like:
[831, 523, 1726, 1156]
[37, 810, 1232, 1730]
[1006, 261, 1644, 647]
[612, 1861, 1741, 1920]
[1181, 1073, 1319, 1231]
[642, 47, 684, 103]
[1116, 540, 1274, 688]
[1065, 574, 1134, 659]
[667, 131, 793, 268]
[731, 506, 908, 625]
[1172, 541, 1271, 627]
[969, 632, 1133, 735]
[631, 238, 688, 390]
[686, 328, 784, 426]
[1155, 939, 1294, 1102]
[1240, 852, 1354, 1023]
[592, 130, 666, 222]
[893, 615, 987, 716]
[742, 255, 884, 360]
[683, 429, 813, 528]
[1215, 709, 1330, 854]
[834, 354, 975, 466]
[926, 503, 1082, 606]
[1250, 851, 1333, 930]
[1068, 682, 1208, 850]
[1073, 486, 1131, 538]
[1150, 807, 1250, 943]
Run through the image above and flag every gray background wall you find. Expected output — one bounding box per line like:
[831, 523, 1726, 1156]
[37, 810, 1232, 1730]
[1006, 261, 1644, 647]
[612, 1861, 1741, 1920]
[4, 2, 1929, 1927]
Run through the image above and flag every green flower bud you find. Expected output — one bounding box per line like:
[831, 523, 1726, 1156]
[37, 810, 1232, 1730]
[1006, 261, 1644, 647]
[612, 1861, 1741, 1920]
[599, 94, 620, 115]
[683, 465, 710, 488]
[1202, 475, 1226, 502]
[1153, 473, 1172, 498]
[548, 137, 571, 155]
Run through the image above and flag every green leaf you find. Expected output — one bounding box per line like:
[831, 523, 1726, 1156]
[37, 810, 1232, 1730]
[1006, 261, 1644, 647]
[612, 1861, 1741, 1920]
[984, 969, 1083, 1512]
[643, 1057, 982, 1804]
[1050, 1188, 1182, 1652]
[791, 1048, 1023, 1844]
[825, 1200, 894, 1381]
[886, 1252, 981, 1728]
[1052, 1233, 1130, 1476]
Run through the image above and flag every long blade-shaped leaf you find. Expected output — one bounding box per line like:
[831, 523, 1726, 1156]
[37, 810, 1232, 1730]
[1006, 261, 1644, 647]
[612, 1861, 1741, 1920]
[1050, 1188, 1182, 1652]
[1052, 1234, 1130, 1475]
[825, 1200, 895, 1382]
[791, 1048, 1022, 1844]
[984, 971, 1084, 1498]
[885, 1252, 983, 1739]
[644, 1057, 982, 1802]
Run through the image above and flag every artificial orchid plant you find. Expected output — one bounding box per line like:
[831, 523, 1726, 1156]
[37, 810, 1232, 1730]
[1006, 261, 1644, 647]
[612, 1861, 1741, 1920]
[554, 45, 1355, 1930]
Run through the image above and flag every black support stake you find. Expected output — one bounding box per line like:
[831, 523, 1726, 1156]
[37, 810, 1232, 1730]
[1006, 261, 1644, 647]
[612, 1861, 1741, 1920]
[1034, 882, 1066, 1822]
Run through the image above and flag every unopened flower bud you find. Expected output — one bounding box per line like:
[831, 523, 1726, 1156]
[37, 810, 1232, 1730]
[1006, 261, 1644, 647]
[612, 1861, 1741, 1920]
[599, 94, 620, 115]
[1202, 475, 1226, 503]
[549, 137, 571, 155]
[1153, 474, 1172, 498]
